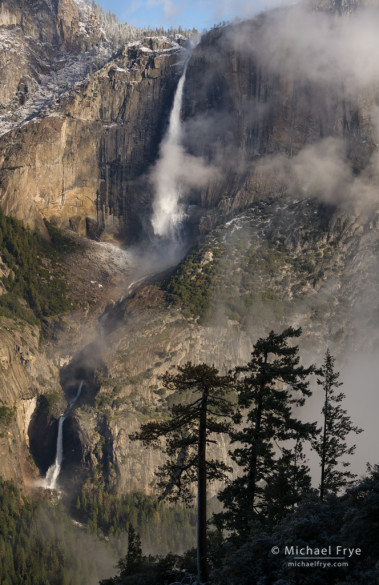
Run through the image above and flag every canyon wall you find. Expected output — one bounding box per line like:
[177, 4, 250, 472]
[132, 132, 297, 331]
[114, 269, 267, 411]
[0, 0, 107, 109]
[2, 3, 379, 240]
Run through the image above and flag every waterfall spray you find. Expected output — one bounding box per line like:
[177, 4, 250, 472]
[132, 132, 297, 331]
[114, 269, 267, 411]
[151, 55, 190, 239]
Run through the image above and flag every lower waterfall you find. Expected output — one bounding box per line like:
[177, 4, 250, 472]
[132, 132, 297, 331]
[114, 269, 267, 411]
[42, 51, 193, 493]
[45, 415, 66, 490]
[44, 380, 84, 490]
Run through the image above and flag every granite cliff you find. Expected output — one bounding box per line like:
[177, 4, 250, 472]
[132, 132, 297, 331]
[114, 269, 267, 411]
[2, 2, 378, 239]
[0, 0, 111, 132]
[0, 35, 184, 237]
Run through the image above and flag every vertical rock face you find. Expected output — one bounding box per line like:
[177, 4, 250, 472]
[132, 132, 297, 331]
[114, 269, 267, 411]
[1, 2, 379, 236]
[0, 39, 184, 238]
[0, 319, 61, 483]
[69, 292, 252, 496]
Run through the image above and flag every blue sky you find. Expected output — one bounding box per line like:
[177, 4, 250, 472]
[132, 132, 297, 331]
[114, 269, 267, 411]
[94, 0, 271, 31]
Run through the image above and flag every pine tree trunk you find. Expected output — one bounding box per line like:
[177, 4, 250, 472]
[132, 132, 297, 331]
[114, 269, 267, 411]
[197, 393, 208, 584]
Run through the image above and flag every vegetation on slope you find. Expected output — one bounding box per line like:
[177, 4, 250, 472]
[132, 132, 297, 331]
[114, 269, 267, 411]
[161, 198, 343, 327]
[76, 483, 197, 555]
[0, 478, 115, 585]
[101, 469, 379, 585]
[0, 477, 201, 585]
[162, 244, 222, 321]
[0, 211, 76, 324]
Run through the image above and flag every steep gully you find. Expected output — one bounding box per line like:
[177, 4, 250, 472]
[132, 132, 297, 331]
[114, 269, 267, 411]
[34, 50, 192, 491]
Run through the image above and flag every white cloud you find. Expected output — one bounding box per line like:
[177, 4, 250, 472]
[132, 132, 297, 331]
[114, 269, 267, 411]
[228, 4, 379, 94]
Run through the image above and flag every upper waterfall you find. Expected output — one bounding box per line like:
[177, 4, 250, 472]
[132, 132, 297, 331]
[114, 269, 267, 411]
[151, 56, 190, 239]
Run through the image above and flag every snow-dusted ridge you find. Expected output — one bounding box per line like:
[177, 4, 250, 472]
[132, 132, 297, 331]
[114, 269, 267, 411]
[0, 45, 112, 136]
[0, 22, 185, 137]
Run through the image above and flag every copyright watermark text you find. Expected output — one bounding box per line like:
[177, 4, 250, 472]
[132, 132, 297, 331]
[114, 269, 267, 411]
[270, 545, 361, 569]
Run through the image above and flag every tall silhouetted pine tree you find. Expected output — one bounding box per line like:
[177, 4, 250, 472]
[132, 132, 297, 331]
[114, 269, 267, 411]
[130, 362, 235, 585]
[313, 349, 363, 500]
[216, 327, 316, 535]
[262, 439, 313, 524]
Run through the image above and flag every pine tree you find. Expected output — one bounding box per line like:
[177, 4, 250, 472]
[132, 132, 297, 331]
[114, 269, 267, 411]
[216, 327, 316, 535]
[342, 464, 379, 562]
[130, 362, 235, 585]
[117, 524, 143, 577]
[262, 439, 313, 524]
[312, 349, 363, 500]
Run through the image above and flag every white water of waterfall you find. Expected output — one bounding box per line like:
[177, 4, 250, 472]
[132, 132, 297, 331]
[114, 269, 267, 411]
[44, 380, 84, 490]
[151, 57, 189, 239]
[45, 415, 66, 490]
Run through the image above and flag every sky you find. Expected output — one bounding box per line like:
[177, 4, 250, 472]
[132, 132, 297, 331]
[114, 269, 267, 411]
[94, 0, 271, 31]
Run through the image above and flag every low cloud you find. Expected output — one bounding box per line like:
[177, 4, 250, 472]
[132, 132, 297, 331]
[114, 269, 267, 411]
[228, 4, 379, 95]
[255, 131, 379, 208]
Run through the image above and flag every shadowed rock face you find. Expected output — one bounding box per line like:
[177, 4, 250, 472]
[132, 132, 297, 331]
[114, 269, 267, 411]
[28, 397, 60, 476]
[28, 398, 85, 486]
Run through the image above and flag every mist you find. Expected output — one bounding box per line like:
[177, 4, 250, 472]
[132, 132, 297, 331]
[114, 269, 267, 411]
[33, 0, 379, 542]
[34, 502, 118, 585]
[171, 3, 379, 214]
[107, 0, 379, 488]
[228, 4, 379, 94]
[341, 352, 379, 477]
[254, 134, 379, 209]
